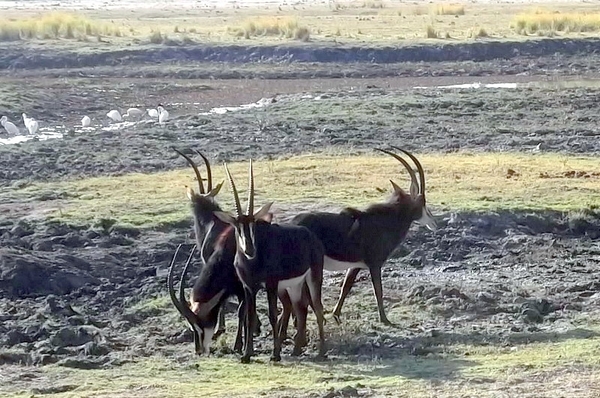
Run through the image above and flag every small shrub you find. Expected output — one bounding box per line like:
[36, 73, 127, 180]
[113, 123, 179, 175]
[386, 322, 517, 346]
[149, 30, 164, 44]
[426, 25, 439, 38]
[511, 10, 600, 35]
[433, 4, 466, 16]
[0, 11, 124, 42]
[362, 0, 385, 8]
[228, 17, 311, 41]
[474, 27, 488, 38]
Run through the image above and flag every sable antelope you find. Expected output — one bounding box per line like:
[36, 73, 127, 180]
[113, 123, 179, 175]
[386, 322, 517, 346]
[215, 161, 326, 363]
[169, 148, 261, 354]
[173, 148, 230, 335]
[168, 243, 239, 355]
[292, 147, 437, 326]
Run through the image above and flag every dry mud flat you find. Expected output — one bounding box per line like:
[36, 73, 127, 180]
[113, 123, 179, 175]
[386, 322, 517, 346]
[1, 41, 600, 396]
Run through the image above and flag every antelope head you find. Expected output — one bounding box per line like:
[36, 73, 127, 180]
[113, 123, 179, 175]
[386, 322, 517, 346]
[173, 148, 224, 216]
[167, 244, 227, 356]
[214, 160, 273, 260]
[375, 146, 437, 231]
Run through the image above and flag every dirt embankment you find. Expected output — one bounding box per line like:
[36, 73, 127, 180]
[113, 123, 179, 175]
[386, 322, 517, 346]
[2, 37, 600, 72]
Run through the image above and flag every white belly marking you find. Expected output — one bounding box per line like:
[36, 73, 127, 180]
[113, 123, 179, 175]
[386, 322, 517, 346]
[277, 269, 310, 290]
[323, 256, 368, 272]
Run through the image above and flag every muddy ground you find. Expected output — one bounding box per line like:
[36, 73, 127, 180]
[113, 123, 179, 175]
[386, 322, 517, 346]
[1, 42, 600, 396]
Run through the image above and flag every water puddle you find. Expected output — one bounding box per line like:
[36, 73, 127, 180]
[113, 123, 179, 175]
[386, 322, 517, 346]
[413, 78, 600, 90]
[198, 97, 276, 116]
[0, 128, 63, 145]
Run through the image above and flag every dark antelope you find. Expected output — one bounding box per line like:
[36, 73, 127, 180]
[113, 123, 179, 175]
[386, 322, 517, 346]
[170, 148, 252, 354]
[292, 147, 437, 326]
[215, 161, 326, 363]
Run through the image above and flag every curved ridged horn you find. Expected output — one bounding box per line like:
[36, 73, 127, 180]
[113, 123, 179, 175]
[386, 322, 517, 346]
[375, 148, 419, 197]
[247, 160, 254, 216]
[194, 150, 212, 192]
[167, 244, 198, 331]
[172, 147, 205, 195]
[391, 146, 426, 200]
[224, 163, 243, 217]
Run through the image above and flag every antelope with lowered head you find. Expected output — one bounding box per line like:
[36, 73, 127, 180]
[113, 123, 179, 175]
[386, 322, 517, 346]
[292, 147, 437, 326]
[215, 160, 326, 363]
[170, 148, 260, 354]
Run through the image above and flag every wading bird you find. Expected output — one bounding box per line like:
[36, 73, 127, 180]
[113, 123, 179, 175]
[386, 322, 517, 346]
[158, 105, 169, 125]
[22, 113, 39, 135]
[106, 110, 122, 122]
[1, 116, 19, 135]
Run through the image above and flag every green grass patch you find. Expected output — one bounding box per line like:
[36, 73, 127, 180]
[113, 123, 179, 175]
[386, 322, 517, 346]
[4, 152, 600, 228]
[2, 330, 600, 397]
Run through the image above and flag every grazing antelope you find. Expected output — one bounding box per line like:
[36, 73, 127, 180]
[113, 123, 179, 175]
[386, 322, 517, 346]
[172, 147, 263, 345]
[215, 161, 326, 363]
[168, 243, 236, 355]
[292, 147, 437, 326]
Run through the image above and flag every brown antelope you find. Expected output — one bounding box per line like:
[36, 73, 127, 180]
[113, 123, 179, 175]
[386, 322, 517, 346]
[215, 161, 326, 363]
[291, 147, 437, 326]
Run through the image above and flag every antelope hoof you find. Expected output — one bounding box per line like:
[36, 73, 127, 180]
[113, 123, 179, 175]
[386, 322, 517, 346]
[270, 354, 281, 362]
[315, 352, 328, 362]
[381, 317, 395, 327]
[333, 314, 342, 325]
[213, 329, 226, 340]
[241, 355, 252, 364]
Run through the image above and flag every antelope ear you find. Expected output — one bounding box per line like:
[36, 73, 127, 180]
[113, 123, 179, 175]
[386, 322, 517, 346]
[186, 186, 196, 202]
[390, 180, 407, 195]
[208, 180, 224, 197]
[214, 211, 236, 225]
[254, 202, 274, 221]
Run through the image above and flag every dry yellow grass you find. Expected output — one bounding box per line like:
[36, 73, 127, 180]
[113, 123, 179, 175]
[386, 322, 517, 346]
[228, 17, 311, 41]
[0, 11, 122, 42]
[432, 4, 466, 16]
[511, 10, 600, 35]
[3, 1, 600, 44]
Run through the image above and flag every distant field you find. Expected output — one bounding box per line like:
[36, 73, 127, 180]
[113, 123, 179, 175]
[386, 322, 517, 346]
[2, 1, 600, 44]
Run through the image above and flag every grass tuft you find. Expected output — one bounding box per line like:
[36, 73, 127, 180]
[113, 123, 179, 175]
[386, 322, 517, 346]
[0, 11, 122, 42]
[425, 25, 439, 38]
[511, 10, 600, 35]
[433, 3, 466, 16]
[228, 17, 311, 41]
[149, 30, 165, 44]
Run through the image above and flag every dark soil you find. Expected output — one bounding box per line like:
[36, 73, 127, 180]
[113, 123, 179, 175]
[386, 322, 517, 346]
[1, 40, 600, 395]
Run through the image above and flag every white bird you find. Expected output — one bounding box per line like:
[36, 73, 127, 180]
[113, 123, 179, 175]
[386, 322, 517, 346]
[1, 116, 19, 135]
[124, 107, 144, 119]
[81, 116, 91, 127]
[107, 110, 122, 122]
[146, 108, 159, 119]
[22, 113, 39, 135]
[157, 105, 169, 125]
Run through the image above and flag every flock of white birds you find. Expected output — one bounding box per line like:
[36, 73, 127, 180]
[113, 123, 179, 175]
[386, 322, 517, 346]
[1, 104, 169, 138]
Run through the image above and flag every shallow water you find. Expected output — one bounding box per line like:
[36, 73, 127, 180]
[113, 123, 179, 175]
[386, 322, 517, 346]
[2, 77, 600, 146]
